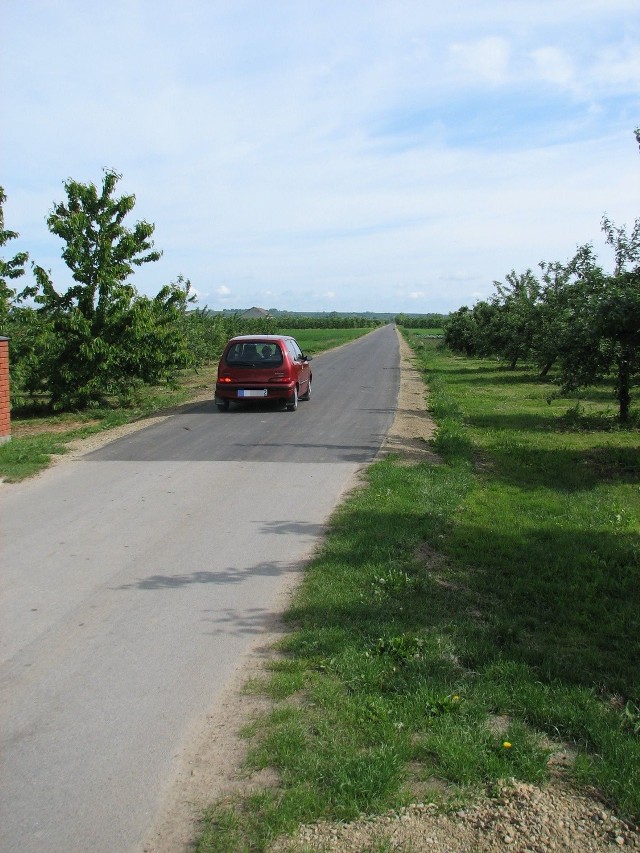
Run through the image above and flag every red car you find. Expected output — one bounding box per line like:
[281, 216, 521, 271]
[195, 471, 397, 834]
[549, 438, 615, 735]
[215, 335, 312, 411]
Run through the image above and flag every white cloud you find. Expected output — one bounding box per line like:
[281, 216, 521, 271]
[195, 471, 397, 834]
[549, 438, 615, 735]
[2, 0, 639, 314]
[448, 36, 511, 86]
[530, 47, 576, 90]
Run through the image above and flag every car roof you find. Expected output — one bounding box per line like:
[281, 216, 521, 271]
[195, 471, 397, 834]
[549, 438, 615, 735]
[227, 335, 294, 343]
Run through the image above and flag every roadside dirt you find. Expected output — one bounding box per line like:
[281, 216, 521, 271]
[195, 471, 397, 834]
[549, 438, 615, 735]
[376, 331, 440, 464]
[271, 780, 640, 852]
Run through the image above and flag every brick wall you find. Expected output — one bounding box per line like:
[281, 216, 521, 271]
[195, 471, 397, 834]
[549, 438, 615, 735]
[0, 337, 10, 444]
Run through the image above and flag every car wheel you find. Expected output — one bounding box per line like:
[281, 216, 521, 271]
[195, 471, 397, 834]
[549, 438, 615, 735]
[216, 400, 229, 411]
[286, 386, 298, 411]
[300, 378, 311, 401]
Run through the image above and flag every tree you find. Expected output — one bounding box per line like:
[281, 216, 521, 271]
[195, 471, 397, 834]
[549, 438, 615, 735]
[489, 269, 541, 368]
[27, 171, 194, 409]
[554, 224, 640, 422]
[44, 169, 161, 318]
[443, 305, 479, 355]
[0, 186, 28, 334]
[530, 259, 577, 377]
[445, 272, 541, 368]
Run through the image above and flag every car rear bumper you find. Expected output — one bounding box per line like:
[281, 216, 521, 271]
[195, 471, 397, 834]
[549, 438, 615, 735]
[215, 382, 296, 403]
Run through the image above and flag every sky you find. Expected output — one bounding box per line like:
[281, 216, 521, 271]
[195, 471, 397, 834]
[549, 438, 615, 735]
[2, 1, 639, 314]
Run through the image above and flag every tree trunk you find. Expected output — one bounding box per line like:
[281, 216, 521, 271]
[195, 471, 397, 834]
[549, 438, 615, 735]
[616, 354, 631, 423]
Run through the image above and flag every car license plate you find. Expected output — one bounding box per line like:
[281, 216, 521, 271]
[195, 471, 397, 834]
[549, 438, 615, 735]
[238, 389, 268, 398]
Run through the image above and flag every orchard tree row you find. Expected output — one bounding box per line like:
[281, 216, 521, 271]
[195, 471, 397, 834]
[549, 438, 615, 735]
[267, 313, 382, 329]
[0, 172, 276, 411]
[443, 128, 640, 423]
[444, 214, 640, 422]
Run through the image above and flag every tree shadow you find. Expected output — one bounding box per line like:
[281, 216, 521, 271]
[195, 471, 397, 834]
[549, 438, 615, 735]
[116, 559, 301, 590]
[444, 370, 545, 386]
[201, 606, 280, 637]
[260, 520, 327, 537]
[285, 505, 639, 699]
[466, 431, 640, 491]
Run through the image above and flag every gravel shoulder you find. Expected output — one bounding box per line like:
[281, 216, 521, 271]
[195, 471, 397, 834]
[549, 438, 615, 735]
[272, 779, 640, 852]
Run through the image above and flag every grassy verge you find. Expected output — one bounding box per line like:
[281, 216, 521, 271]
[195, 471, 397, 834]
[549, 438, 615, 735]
[196, 332, 640, 852]
[0, 328, 373, 482]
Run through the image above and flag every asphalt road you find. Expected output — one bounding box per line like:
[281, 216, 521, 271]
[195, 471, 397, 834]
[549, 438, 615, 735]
[0, 323, 400, 853]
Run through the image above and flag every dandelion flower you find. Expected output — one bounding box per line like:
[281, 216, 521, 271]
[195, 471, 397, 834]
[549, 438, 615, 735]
[503, 741, 512, 749]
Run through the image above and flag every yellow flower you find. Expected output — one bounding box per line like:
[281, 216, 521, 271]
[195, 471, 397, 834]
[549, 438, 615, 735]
[502, 741, 512, 749]
[452, 695, 460, 702]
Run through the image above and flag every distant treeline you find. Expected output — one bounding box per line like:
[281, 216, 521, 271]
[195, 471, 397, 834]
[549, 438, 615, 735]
[266, 314, 383, 329]
[394, 313, 448, 328]
[219, 310, 450, 328]
[221, 309, 396, 321]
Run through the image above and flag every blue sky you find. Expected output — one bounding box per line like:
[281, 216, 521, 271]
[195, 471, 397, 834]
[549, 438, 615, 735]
[2, 0, 639, 313]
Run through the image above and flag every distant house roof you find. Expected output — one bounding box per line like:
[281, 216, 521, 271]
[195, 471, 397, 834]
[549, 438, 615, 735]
[240, 306, 272, 319]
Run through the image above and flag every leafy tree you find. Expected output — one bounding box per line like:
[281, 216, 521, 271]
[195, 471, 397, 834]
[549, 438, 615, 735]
[470, 299, 503, 357]
[0, 187, 44, 407]
[601, 215, 640, 276]
[532, 260, 574, 377]
[0, 186, 28, 334]
[443, 305, 479, 355]
[43, 169, 161, 317]
[597, 268, 640, 422]
[445, 272, 540, 368]
[444, 301, 504, 356]
[488, 269, 541, 368]
[26, 170, 194, 409]
[553, 224, 640, 422]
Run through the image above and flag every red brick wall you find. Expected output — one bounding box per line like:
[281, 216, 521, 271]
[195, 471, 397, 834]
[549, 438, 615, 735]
[0, 338, 10, 442]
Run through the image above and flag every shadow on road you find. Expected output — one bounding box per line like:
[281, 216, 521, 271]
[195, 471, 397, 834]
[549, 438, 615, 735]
[115, 559, 302, 590]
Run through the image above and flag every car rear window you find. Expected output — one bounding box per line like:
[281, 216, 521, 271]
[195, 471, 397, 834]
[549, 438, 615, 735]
[225, 342, 284, 366]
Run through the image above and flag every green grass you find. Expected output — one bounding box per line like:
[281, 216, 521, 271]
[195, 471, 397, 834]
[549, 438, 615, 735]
[0, 433, 72, 481]
[196, 332, 640, 852]
[407, 327, 444, 337]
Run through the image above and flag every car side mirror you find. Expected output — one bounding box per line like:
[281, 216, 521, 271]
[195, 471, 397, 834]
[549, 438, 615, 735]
[301, 353, 312, 361]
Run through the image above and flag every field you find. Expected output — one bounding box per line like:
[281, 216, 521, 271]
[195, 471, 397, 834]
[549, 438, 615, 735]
[196, 330, 640, 852]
